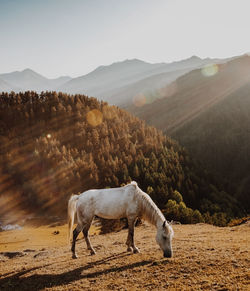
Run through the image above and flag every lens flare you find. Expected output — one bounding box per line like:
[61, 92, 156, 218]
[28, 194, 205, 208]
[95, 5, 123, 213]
[133, 93, 146, 107]
[201, 64, 219, 77]
[47, 134, 51, 139]
[86, 109, 103, 126]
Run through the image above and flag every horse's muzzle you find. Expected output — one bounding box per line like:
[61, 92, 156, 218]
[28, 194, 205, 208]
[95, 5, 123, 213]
[163, 251, 172, 258]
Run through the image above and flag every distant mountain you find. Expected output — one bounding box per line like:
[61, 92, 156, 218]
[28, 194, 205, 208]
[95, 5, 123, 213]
[128, 55, 250, 212]
[129, 55, 250, 133]
[1, 56, 230, 101]
[0, 69, 51, 91]
[0, 69, 71, 92]
[59, 59, 167, 97]
[59, 56, 230, 105]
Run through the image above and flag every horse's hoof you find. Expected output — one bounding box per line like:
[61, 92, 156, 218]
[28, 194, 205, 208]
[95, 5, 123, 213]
[127, 247, 133, 252]
[72, 254, 78, 259]
[133, 248, 140, 254]
[90, 250, 96, 255]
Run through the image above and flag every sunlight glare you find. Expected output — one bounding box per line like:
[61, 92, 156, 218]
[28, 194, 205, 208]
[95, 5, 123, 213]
[201, 64, 219, 77]
[86, 109, 103, 126]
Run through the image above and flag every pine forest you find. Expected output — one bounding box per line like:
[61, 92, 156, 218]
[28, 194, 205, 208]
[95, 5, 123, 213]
[0, 91, 244, 226]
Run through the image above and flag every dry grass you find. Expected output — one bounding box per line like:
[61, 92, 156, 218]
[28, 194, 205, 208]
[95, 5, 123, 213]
[0, 222, 249, 290]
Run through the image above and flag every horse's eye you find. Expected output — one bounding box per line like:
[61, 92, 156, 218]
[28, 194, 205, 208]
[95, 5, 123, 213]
[162, 236, 166, 240]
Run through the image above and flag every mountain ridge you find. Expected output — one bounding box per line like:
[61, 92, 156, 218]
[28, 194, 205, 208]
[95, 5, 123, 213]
[59, 56, 232, 104]
[1, 55, 232, 104]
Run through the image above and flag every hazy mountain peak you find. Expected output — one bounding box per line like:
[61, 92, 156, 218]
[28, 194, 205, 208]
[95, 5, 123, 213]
[180, 55, 203, 63]
[189, 55, 201, 60]
[22, 68, 35, 73]
[93, 59, 151, 72]
[100, 58, 150, 69]
[123, 58, 149, 64]
[20, 68, 47, 80]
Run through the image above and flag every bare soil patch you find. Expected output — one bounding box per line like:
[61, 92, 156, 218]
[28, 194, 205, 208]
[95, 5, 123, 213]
[0, 222, 249, 290]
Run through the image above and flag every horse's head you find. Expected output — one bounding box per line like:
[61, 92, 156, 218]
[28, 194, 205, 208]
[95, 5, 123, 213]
[156, 220, 174, 258]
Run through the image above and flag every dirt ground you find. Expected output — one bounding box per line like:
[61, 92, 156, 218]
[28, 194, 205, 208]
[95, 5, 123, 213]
[0, 221, 249, 290]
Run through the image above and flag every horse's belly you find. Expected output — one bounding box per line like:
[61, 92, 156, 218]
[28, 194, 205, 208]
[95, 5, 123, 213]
[95, 205, 126, 219]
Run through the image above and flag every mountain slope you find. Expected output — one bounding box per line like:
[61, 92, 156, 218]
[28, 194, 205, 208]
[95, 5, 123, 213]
[128, 55, 250, 212]
[50, 76, 72, 88]
[173, 80, 250, 210]
[0, 91, 242, 224]
[0, 78, 20, 92]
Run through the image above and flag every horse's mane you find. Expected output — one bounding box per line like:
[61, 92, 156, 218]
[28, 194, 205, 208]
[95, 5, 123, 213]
[133, 183, 166, 227]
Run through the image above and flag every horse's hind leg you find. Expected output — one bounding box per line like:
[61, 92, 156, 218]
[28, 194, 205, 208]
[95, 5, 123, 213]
[126, 217, 139, 254]
[71, 225, 82, 259]
[126, 229, 133, 252]
[82, 222, 96, 255]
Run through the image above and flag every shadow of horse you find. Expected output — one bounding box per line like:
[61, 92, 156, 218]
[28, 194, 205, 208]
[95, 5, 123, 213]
[0, 252, 153, 290]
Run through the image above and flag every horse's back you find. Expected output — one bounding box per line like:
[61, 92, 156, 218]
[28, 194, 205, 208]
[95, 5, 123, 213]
[77, 184, 138, 219]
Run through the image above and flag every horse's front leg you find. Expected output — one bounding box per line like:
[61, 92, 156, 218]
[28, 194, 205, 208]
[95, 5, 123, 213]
[126, 218, 139, 254]
[82, 224, 96, 255]
[126, 232, 133, 252]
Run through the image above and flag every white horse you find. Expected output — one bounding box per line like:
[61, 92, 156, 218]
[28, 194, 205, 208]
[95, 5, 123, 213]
[68, 181, 174, 258]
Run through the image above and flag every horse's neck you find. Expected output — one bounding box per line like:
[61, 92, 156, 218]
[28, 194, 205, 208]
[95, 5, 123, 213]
[138, 191, 165, 228]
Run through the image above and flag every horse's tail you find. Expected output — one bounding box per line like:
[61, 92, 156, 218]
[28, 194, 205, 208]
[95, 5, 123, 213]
[67, 194, 79, 244]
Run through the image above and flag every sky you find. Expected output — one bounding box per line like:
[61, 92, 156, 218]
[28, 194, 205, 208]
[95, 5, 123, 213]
[0, 0, 250, 78]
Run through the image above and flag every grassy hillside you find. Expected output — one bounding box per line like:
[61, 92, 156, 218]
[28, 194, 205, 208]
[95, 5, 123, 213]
[173, 81, 250, 211]
[0, 91, 243, 224]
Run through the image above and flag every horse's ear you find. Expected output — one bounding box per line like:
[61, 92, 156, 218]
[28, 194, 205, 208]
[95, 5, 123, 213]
[162, 220, 166, 228]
